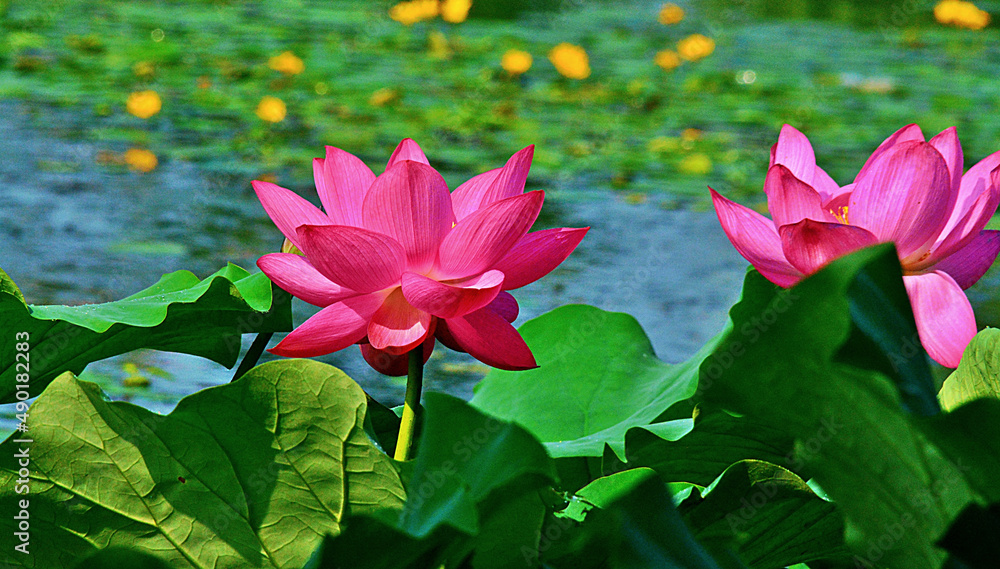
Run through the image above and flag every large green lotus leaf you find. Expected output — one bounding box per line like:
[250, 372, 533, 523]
[75, 547, 174, 569]
[316, 468, 734, 569]
[310, 517, 460, 569]
[0, 264, 292, 403]
[576, 467, 661, 508]
[0, 359, 404, 569]
[541, 469, 737, 569]
[471, 305, 725, 459]
[315, 393, 557, 569]
[699, 245, 994, 569]
[399, 393, 557, 538]
[311, 494, 547, 569]
[936, 502, 1000, 569]
[568, 462, 845, 569]
[467, 479, 548, 569]
[939, 328, 1000, 411]
[917, 399, 1000, 569]
[677, 460, 848, 569]
[619, 408, 796, 487]
[363, 394, 403, 456]
[840, 253, 939, 415]
[917, 398, 1000, 504]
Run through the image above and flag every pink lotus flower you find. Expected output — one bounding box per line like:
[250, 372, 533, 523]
[712, 124, 1000, 367]
[254, 139, 588, 375]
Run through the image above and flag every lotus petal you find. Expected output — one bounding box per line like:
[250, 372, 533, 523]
[451, 145, 534, 220]
[450, 168, 501, 220]
[445, 308, 537, 370]
[297, 225, 406, 293]
[939, 153, 1000, 240]
[770, 124, 816, 184]
[811, 165, 843, 203]
[368, 288, 433, 353]
[931, 230, 1000, 289]
[903, 271, 977, 368]
[854, 123, 925, 183]
[253, 180, 332, 250]
[270, 293, 386, 357]
[363, 160, 455, 272]
[386, 138, 430, 168]
[257, 252, 355, 307]
[401, 270, 504, 318]
[929, 127, 963, 196]
[764, 164, 836, 226]
[779, 219, 879, 274]
[361, 333, 435, 376]
[487, 291, 519, 322]
[436, 191, 544, 280]
[493, 227, 589, 290]
[921, 173, 1000, 268]
[710, 189, 803, 287]
[313, 146, 375, 227]
[849, 141, 951, 260]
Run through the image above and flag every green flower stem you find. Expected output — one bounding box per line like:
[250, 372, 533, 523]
[394, 349, 424, 461]
[231, 332, 273, 382]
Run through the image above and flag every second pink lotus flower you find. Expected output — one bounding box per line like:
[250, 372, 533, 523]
[255, 139, 588, 375]
[712, 124, 1000, 368]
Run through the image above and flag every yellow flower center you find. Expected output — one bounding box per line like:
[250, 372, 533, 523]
[831, 205, 849, 224]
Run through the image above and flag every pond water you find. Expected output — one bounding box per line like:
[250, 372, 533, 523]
[3, 0, 1000, 433]
[0, 98, 747, 429]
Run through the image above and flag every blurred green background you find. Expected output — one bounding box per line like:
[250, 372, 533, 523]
[4, 0, 999, 200]
[2, 0, 999, 419]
